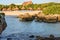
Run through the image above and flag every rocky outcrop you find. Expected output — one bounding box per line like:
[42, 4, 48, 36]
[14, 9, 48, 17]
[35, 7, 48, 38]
[44, 14, 58, 23]
[22, 1, 33, 6]
[18, 13, 34, 21]
[52, 14, 60, 22]
[57, 15, 60, 22]
[35, 12, 45, 22]
[0, 13, 5, 16]
[0, 12, 7, 34]
[36, 35, 56, 40]
[35, 12, 58, 23]
[18, 12, 60, 23]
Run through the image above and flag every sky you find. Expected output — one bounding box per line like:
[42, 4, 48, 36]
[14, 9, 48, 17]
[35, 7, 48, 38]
[0, 0, 60, 5]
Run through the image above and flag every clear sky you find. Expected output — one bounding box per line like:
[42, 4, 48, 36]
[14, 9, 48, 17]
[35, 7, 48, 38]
[0, 0, 60, 5]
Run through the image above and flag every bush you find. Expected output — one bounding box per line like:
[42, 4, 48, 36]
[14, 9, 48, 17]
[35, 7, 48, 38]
[42, 5, 60, 15]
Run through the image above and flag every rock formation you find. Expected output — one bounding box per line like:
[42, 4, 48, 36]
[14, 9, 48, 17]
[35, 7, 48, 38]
[18, 13, 34, 21]
[0, 12, 7, 34]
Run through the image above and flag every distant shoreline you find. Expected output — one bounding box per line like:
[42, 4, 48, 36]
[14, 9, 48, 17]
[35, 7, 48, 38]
[2, 11, 40, 16]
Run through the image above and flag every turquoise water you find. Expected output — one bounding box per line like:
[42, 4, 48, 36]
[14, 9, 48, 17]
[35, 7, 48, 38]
[1, 15, 60, 38]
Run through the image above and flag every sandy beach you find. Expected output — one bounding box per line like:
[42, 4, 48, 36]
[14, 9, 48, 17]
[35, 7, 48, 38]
[2, 11, 40, 16]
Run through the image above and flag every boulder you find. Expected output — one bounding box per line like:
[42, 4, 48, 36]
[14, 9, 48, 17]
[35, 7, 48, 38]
[18, 13, 34, 21]
[44, 14, 58, 23]
[35, 12, 45, 22]
[0, 12, 7, 34]
[57, 15, 60, 22]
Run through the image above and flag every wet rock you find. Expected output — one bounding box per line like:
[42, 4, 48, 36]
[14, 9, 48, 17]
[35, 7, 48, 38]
[7, 38, 12, 40]
[0, 13, 5, 17]
[49, 35, 55, 40]
[7, 38, 19, 40]
[29, 35, 34, 38]
[36, 36, 44, 40]
[0, 12, 7, 34]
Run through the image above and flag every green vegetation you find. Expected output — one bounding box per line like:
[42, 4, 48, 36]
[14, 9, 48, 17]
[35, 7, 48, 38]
[0, 4, 4, 11]
[42, 2, 60, 15]
[0, 2, 60, 15]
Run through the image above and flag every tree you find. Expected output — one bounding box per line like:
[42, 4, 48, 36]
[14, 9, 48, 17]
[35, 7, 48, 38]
[9, 4, 16, 10]
[0, 4, 4, 11]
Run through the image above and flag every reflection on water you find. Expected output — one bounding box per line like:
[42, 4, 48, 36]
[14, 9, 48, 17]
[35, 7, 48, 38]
[1, 16, 60, 39]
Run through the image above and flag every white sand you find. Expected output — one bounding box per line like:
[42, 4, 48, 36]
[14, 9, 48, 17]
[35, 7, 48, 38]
[2, 11, 41, 16]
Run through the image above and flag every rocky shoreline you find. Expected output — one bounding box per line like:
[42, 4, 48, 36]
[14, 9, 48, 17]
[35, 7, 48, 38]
[0, 12, 7, 34]
[1, 34, 60, 40]
[18, 12, 60, 23]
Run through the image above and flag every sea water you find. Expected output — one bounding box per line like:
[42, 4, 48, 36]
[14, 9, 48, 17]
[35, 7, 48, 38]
[1, 15, 60, 40]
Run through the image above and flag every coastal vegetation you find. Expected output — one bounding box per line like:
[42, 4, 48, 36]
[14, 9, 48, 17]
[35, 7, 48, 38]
[42, 3, 60, 15]
[0, 2, 60, 11]
[16, 2, 60, 22]
[0, 2, 60, 23]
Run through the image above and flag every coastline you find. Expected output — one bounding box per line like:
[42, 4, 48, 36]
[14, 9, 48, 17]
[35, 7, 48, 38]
[2, 11, 40, 16]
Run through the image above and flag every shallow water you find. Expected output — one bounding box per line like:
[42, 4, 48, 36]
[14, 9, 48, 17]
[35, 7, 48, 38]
[1, 15, 60, 40]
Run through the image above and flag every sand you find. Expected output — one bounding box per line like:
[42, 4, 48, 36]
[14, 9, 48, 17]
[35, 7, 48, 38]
[2, 11, 41, 16]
